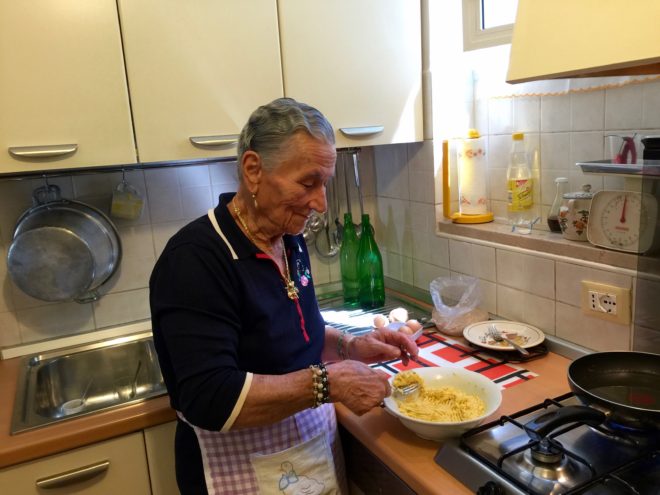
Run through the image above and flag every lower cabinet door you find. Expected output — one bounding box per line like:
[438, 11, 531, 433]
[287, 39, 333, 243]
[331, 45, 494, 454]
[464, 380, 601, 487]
[144, 421, 178, 495]
[0, 432, 150, 495]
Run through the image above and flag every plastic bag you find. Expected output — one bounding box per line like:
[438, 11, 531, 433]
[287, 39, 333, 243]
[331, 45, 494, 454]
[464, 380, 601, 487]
[430, 275, 488, 336]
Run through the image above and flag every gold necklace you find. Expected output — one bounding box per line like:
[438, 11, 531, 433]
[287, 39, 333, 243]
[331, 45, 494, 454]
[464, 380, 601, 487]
[233, 200, 299, 301]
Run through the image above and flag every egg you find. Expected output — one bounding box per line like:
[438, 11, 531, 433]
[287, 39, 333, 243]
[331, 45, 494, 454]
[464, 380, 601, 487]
[373, 314, 389, 328]
[388, 307, 409, 323]
[405, 319, 422, 332]
[398, 325, 414, 335]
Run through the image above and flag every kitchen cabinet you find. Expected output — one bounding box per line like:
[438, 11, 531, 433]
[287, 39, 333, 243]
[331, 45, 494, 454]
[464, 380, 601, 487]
[0, 0, 136, 175]
[278, 0, 423, 149]
[144, 421, 178, 495]
[0, 432, 150, 494]
[116, 0, 283, 164]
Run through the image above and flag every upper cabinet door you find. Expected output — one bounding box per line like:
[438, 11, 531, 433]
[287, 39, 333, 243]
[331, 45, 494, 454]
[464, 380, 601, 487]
[278, 0, 423, 149]
[118, 0, 284, 164]
[0, 0, 136, 175]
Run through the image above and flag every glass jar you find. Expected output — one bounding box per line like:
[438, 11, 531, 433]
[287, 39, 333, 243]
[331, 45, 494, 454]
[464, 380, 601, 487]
[547, 177, 569, 232]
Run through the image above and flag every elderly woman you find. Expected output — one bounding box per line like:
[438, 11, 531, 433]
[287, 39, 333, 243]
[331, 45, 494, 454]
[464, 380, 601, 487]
[149, 98, 418, 495]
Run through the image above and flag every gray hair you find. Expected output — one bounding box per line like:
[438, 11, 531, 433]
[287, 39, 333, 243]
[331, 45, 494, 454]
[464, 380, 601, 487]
[236, 98, 335, 177]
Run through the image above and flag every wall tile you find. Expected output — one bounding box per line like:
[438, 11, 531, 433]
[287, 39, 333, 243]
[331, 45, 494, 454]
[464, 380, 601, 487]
[383, 251, 414, 286]
[496, 285, 525, 321]
[0, 311, 21, 347]
[605, 84, 644, 130]
[642, 81, 660, 128]
[145, 167, 179, 190]
[496, 249, 554, 299]
[181, 185, 213, 220]
[374, 144, 409, 200]
[472, 244, 496, 282]
[177, 165, 211, 188]
[540, 133, 571, 170]
[93, 288, 150, 329]
[449, 239, 474, 275]
[556, 302, 630, 351]
[430, 235, 450, 269]
[571, 91, 605, 131]
[555, 262, 632, 307]
[541, 94, 570, 132]
[210, 161, 239, 185]
[148, 187, 183, 224]
[413, 259, 448, 292]
[18, 302, 95, 343]
[513, 97, 540, 134]
[478, 279, 497, 315]
[487, 98, 512, 135]
[307, 249, 331, 287]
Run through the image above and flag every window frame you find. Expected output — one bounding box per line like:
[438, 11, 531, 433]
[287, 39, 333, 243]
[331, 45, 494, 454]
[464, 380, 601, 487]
[462, 0, 514, 51]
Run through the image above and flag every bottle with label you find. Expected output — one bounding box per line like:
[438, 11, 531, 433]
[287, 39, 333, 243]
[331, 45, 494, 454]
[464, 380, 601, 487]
[547, 177, 568, 232]
[506, 132, 534, 230]
[356, 214, 385, 309]
[339, 212, 360, 306]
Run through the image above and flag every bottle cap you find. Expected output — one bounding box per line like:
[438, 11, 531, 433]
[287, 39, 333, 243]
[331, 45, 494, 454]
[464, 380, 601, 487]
[512, 132, 524, 141]
[467, 129, 480, 139]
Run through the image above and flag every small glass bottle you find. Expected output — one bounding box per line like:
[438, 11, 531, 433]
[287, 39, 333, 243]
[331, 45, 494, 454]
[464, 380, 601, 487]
[547, 177, 569, 233]
[356, 214, 385, 309]
[339, 212, 360, 306]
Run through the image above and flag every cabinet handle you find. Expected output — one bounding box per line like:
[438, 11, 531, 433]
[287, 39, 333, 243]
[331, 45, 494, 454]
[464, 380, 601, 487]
[189, 135, 239, 147]
[339, 126, 384, 137]
[8, 144, 78, 158]
[35, 460, 110, 489]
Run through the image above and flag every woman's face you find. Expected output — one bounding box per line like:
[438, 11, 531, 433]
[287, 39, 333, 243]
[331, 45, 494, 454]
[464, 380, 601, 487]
[257, 133, 336, 236]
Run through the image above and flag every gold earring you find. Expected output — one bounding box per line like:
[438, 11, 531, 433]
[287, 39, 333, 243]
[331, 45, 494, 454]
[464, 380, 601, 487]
[252, 193, 258, 210]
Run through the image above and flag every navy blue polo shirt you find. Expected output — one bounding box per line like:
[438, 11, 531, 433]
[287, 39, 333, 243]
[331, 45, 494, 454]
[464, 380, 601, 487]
[149, 192, 326, 492]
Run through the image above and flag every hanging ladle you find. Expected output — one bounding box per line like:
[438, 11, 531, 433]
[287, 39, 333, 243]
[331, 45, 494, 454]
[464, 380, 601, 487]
[332, 172, 343, 245]
[343, 151, 361, 235]
[315, 179, 340, 258]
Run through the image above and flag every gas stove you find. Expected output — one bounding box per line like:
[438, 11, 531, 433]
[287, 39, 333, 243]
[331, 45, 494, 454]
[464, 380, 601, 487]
[435, 393, 660, 495]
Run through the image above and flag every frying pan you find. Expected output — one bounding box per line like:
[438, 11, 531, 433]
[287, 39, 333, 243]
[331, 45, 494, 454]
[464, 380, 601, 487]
[522, 351, 660, 441]
[568, 351, 660, 431]
[7, 185, 122, 303]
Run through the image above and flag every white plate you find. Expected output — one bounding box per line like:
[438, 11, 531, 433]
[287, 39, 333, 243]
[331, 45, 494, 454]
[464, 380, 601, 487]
[463, 320, 545, 351]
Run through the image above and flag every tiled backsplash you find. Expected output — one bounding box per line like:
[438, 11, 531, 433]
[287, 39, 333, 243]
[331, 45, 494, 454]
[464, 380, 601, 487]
[371, 140, 640, 353]
[0, 162, 240, 349]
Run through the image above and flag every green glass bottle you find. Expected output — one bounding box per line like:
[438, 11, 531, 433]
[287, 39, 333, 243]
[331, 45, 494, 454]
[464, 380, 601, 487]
[339, 212, 360, 306]
[357, 214, 385, 309]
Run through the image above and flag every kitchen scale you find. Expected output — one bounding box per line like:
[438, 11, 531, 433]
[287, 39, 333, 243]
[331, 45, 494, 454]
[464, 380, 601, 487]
[578, 159, 660, 254]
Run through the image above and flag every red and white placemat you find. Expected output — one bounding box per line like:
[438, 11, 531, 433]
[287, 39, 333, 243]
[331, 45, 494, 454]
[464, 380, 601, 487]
[370, 331, 539, 390]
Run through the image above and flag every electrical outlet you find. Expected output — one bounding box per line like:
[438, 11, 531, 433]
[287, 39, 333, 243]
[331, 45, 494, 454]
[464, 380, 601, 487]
[581, 281, 631, 324]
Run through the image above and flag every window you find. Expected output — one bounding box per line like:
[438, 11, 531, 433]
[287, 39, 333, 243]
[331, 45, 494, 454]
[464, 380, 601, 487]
[462, 0, 518, 51]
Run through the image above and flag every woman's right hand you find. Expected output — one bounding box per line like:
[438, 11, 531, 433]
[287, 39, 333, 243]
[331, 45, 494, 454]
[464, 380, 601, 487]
[326, 361, 391, 416]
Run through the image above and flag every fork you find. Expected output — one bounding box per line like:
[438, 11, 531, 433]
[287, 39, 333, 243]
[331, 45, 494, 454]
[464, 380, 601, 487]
[487, 324, 530, 356]
[392, 383, 420, 401]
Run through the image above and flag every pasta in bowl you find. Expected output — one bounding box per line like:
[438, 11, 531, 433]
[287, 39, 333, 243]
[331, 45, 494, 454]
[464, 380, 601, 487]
[383, 367, 502, 441]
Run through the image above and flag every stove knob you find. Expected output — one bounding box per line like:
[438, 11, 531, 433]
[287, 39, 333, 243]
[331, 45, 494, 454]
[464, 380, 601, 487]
[476, 481, 504, 495]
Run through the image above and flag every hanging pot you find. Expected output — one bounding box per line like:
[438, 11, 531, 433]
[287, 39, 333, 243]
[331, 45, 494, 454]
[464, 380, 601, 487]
[6, 185, 122, 303]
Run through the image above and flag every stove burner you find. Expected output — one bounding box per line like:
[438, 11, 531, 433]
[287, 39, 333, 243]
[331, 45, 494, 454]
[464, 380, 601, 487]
[437, 393, 660, 495]
[531, 438, 563, 464]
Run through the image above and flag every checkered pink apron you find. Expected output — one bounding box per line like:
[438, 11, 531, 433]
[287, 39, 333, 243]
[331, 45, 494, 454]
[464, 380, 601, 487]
[178, 404, 347, 495]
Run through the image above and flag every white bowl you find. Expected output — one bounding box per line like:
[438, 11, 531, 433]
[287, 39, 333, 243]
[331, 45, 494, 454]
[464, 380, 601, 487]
[383, 367, 502, 441]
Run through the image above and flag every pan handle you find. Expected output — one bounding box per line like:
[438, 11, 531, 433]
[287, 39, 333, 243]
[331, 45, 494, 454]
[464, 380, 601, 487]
[523, 405, 605, 441]
[75, 290, 100, 304]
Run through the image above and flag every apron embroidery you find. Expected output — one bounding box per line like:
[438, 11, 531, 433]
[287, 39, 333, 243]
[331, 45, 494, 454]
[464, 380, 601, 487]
[296, 258, 311, 287]
[179, 403, 347, 495]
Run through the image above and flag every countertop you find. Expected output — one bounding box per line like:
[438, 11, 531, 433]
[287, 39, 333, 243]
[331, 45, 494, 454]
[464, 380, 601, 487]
[1, 337, 572, 495]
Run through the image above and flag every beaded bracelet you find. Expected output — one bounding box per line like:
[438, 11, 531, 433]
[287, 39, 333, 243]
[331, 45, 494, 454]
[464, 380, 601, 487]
[337, 331, 353, 360]
[309, 363, 329, 408]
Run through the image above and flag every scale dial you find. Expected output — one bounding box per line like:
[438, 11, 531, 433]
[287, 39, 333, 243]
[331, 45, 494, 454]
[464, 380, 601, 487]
[587, 191, 658, 254]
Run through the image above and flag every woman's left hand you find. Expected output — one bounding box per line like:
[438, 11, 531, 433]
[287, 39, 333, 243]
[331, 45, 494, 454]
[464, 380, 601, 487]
[348, 328, 419, 366]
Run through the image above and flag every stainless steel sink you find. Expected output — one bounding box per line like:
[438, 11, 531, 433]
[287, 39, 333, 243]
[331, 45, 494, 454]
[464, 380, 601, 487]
[11, 332, 167, 434]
